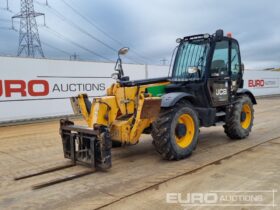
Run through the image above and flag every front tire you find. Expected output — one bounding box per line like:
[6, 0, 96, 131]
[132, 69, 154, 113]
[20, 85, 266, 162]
[151, 101, 199, 160]
[224, 95, 254, 139]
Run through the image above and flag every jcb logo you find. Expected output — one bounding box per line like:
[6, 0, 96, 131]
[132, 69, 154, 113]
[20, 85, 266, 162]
[216, 89, 227, 96]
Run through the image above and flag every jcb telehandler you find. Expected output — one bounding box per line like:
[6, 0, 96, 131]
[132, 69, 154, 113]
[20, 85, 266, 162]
[60, 29, 256, 170]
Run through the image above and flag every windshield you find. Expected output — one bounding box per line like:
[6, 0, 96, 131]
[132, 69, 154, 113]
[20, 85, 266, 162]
[172, 40, 209, 81]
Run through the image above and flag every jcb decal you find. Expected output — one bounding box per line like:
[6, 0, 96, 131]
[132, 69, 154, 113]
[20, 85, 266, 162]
[216, 88, 227, 96]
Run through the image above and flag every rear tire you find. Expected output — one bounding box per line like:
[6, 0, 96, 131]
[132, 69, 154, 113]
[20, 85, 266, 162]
[151, 101, 199, 160]
[224, 95, 254, 139]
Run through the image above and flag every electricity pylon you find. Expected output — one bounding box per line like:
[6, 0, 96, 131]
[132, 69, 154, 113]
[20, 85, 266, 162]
[12, 0, 45, 58]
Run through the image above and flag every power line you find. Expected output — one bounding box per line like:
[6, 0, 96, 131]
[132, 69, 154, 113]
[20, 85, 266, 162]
[43, 25, 113, 62]
[46, 2, 140, 64]
[35, 1, 117, 53]
[5, 0, 9, 10]
[0, 26, 11, 30]
[61, 0, 122, 47]
[0, 18, 10, 22]
[160, 58, 168, 65]
[60, 0, 154, 64]
[35, 0, 146, 64]
[0, 24, 18, 32]
[41, 40, 71, 56]
[1, 10, 79, 60]
[70, 52, 79, 61]
[62, 0, 121, 47]
[1, 0, 14, 13]
[0, 18, 19, 28]
[3, 0, 153, 63]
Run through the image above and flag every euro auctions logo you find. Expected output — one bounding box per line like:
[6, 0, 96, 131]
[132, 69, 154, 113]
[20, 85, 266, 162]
[248, 79, 264, 88]
[248, 78, 279, 88]
[0, 80, 49, 97]
[166, 190, 277, 208]
[0, 79, 107, 99]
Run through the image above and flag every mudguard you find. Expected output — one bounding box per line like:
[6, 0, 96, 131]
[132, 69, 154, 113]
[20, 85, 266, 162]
[161, 92, 194, 108]
[237, 88, 257, 104]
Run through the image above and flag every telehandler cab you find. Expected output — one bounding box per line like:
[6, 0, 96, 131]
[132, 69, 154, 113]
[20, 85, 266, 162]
[60, 29, 256, 170]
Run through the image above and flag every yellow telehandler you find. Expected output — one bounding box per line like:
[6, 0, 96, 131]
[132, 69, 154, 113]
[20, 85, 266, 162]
[60, 29, 256, 170]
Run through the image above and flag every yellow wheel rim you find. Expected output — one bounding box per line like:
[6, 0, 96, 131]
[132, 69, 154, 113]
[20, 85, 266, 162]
[175, 114, 195, 148]
[241, 104, 252, 129]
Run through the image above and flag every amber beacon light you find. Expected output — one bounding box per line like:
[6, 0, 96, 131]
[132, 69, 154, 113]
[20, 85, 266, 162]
[227, 32, 232, 38]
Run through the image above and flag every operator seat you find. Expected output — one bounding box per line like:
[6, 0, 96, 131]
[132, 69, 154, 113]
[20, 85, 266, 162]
[211, 60, 226, 76]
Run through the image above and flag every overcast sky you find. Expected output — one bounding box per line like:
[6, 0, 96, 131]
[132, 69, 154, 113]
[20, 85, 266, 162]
[0, 0, 279, 69]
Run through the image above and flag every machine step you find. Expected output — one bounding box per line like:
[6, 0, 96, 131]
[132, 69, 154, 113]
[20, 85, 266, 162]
[216, 111, 226, 117]
[215, 121, 225, 126]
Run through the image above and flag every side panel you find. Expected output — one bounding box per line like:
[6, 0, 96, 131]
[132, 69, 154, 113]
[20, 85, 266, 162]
[161, 92, 194, 107]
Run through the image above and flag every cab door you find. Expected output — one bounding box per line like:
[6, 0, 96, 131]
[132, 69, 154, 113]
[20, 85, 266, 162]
[207, 40, 230, 106]
[230, 40, 242, 94]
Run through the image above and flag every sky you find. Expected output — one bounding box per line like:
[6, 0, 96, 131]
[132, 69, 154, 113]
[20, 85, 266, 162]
[0, 0, 279, 69]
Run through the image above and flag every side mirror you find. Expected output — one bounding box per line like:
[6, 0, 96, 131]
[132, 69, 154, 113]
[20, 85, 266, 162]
[118, 47, 129, 56]
[111, 72, 119, 80]
[114, 47, 129, 80]
[188, 67, 199, 74]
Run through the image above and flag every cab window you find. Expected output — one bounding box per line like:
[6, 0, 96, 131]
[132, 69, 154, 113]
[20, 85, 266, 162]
[210, 41, 229, 77]
[173, 40, 209, 80]
[231, 42, 241, 78]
